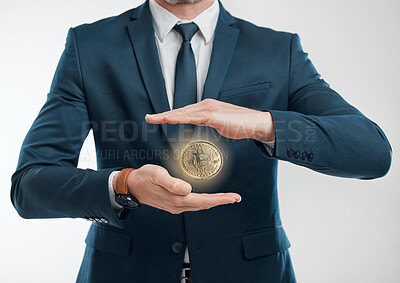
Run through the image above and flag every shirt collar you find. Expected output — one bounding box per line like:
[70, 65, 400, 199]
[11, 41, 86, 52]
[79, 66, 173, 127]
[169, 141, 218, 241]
[149, 0, 220, 44]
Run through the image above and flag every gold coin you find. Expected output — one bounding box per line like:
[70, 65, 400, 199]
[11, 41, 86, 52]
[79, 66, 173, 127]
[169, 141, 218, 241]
[180, 141, 222, 180]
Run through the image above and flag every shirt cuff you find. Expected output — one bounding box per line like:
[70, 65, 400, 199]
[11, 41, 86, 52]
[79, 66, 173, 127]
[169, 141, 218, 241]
[262, 140, 275, 156]
[108, 171, 123, 210]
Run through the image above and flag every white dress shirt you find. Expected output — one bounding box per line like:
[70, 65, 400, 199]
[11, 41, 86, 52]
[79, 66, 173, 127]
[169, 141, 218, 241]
[107, 0, 274, 271]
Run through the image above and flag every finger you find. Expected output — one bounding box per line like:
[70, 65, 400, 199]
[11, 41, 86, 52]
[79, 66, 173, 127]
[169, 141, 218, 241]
[145, 106, 190, 122]
[159, 112, 210, 126]
[180, 192, 242, 210]
[150, 169, 192, 196]
[145, 101, 209, 124]
[145, 111, 210, 126]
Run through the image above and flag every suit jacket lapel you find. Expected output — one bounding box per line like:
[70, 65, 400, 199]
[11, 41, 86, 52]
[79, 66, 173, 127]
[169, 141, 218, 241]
[193, 2, 240, 141]
[127, 1, 180, 143]
[127, 1, 169, 114]
[202, 2, 240, 101]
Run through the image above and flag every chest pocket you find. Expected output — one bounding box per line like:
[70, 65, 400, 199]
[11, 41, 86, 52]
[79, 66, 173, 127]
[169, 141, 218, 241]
[218, 82, 271, 110]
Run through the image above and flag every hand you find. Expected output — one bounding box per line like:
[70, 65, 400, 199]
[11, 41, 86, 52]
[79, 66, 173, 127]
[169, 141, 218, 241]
[145, 99, 275, 142]
[115, 164, 241, 214]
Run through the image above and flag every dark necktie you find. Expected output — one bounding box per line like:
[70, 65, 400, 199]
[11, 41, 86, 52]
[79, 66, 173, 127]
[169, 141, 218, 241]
[173, 23, 199, 109]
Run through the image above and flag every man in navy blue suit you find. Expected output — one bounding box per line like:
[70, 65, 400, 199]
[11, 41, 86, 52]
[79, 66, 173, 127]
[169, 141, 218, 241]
[11, 0, 392, 282]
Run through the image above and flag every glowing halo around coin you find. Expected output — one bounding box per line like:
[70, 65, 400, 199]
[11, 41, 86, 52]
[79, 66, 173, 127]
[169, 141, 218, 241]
[180, 141, 223, 180]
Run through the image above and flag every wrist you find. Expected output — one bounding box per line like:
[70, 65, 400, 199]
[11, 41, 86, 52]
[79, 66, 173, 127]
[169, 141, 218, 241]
[126, 169, 140, 197]
[252, 111, 275, 142]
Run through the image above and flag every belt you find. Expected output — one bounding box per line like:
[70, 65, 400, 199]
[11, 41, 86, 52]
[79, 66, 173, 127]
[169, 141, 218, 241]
[180, 263, 192, 283]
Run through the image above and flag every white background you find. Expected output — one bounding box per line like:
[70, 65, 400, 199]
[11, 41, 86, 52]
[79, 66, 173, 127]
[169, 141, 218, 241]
[1, 0, 399, 282]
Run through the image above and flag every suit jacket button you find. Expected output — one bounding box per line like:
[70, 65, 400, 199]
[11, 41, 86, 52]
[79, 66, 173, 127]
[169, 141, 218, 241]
[294, 149, 300, 159]
[172, 242, 183, 253]
[88, 218, 95, 222]
[101, 218, 109, 224]
[287, 147, 294, 158]
[307, 152, 315, 162]
[301, 150, 307, 160]
[94, 218, 102, 223]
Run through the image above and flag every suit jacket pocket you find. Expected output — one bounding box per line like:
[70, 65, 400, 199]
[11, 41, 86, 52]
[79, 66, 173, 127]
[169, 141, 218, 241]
[218, 82, 271, 110]
[219, 82, 271, 98]
[85, 223, 132, 256]
[241, 226, 291, 260]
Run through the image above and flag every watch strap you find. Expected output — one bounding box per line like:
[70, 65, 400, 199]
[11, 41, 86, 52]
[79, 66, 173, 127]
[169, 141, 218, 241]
[115, 168, 134, 195]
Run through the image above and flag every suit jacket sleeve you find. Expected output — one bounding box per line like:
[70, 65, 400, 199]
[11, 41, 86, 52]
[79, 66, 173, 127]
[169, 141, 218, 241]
[10, 28, 124, 228]
[256, 33, 392, 179]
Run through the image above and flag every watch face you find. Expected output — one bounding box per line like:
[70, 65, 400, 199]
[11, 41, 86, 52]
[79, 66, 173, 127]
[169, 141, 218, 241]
[116, 194, 139, 209]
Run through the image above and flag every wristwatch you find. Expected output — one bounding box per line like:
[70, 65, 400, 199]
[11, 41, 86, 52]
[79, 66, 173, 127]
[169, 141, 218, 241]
[114, 168, 140, 219]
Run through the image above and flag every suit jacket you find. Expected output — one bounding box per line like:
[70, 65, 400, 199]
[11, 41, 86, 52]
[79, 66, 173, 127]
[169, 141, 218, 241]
[11, 1, 392, 282]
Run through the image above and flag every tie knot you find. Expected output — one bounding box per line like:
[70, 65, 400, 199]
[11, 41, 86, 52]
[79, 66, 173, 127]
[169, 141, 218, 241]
[173, 23, 199, 42]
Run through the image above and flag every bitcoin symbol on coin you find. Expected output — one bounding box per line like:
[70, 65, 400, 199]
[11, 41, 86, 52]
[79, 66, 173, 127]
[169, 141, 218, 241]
[180, 141, 222, 179]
